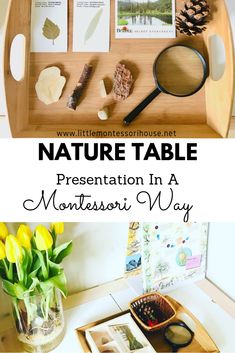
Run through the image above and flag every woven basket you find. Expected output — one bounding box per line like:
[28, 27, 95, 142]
[129, 293, 176, 332]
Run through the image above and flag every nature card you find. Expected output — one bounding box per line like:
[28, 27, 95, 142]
[73, 0, 110, 52]
[115, 0, 176, 39]
[31, 0, 68, 52]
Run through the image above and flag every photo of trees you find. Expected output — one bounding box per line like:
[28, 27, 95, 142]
[118, 0, 173, 26]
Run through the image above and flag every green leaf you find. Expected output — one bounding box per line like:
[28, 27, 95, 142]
[84, 8, 103, 44]
[42, 18, 60, 45]
[39, 271, 67, 297]
[33, 249, 48, 280]
[21, 248, 29, 285]
[48, 260, 61, 277]
[32, 257, 40, 272]
[28, 265, 40, 280]
[52, 241, 73, 264]
[50, 229, 57, 250]
[2, 279, 26, 299]
[28, 277, 39, 292]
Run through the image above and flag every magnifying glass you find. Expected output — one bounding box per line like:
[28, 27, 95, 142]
[123, 44, 208, 126]
[164, 321, 194, 352]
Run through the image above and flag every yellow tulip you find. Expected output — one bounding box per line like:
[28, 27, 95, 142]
[35, 225, 53, 251]
[0, 240, 6, 260]
[0, 223, 8, 241]
[5, 235, 23, 263]
[51, 222, 64, 235]
[16, 224, 32, 249]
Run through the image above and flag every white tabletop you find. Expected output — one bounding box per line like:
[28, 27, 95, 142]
[0, 279, 234, 352]
[51, 283, 235, 353]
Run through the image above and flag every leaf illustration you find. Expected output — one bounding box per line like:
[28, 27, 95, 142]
[84, 8, 103, 44]
[42, 18, 60, 45]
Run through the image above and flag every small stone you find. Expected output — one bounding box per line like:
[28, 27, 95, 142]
[98, 106, 109, 120]
[99, 80, 108, 98]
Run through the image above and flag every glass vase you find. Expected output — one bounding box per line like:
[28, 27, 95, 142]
[11, 288, 65, 353]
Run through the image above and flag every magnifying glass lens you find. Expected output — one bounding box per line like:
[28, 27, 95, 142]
[165, 325, 193, 345]
[155, 46, 205, 96]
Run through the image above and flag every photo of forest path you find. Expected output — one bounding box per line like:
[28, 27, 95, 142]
[118, 0, 173, 26]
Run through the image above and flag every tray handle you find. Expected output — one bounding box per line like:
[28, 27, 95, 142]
[203, 0, 235, 137]
[3, 0, 31, 134]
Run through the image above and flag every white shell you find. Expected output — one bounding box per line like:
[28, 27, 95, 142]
[98, 107, 109, 120]
[35, 66, 66, 105]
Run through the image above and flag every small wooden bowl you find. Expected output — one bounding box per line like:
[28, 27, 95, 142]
[130, 292, 176, 332]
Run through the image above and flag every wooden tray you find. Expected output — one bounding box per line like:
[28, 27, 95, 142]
[75, 296, 219, 353]
[3, 0, 234, 138]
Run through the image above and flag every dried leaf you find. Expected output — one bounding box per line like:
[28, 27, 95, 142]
[84, 8, 103, 44]
[42, 18, 60, 45]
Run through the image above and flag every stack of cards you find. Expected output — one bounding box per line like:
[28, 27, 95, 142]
[31, 0, 110, 53]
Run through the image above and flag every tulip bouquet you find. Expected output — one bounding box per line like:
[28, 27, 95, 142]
[0, 222, 72, 352]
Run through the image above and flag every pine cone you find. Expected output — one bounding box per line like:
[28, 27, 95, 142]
[176, 1, 210, 36]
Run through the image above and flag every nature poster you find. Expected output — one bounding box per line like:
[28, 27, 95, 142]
[125, 222, 142, 276]
[141, 223, 208, 293]
[125, 223, 208, 293]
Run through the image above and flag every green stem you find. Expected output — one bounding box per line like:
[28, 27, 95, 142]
[24, 296, 36, 326]
[16, 261, 23, 283]
[9, 262, 13, 281]
[51, 229, 57, 249]
[1, 259, 14, 282]
[28, 248, 33, 268]
[2, 259, 10, 280]
[12, 297, 21, 325]
[46, 250, 49, 275]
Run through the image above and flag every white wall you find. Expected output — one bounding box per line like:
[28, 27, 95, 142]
[1, 222, 235, 318]
[0, 222, 129, 318]
[207, 223, 235, 300]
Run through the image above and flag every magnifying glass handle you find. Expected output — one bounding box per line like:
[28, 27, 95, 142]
[123, 87, 161, 126]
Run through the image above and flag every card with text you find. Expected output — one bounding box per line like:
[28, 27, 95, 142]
[115, 0, 176, 39]
[73, 0, 110, 52]
[31, 0, 68, 52]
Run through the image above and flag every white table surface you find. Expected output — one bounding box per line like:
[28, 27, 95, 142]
[0, 279, 234, 352]
[51, 283, 235, 353]
[0, 0, 235, 137]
